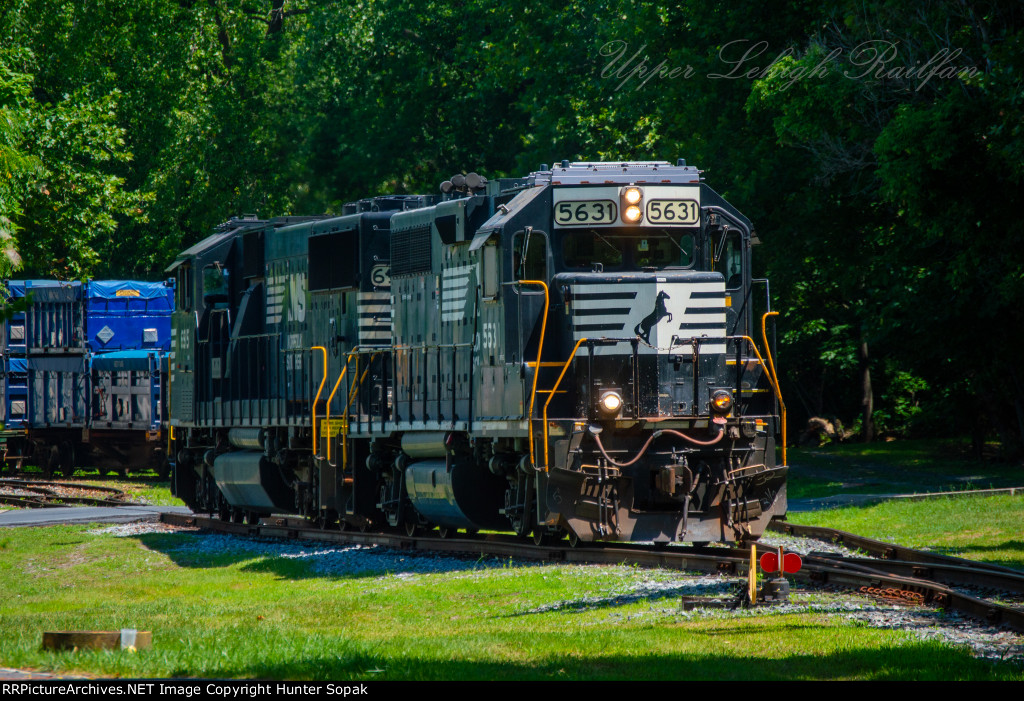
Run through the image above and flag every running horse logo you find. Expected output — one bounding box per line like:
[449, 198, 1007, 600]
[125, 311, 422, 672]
[634, 291, 672, 344]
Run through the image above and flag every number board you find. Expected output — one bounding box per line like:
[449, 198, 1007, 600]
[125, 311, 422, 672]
[553, 185, 702, 228]
[555, 200, 617, 226]
[646, 200, 699, 225]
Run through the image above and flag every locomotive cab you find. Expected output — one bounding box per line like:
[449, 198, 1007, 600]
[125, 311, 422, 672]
[468, 162, 787, 543]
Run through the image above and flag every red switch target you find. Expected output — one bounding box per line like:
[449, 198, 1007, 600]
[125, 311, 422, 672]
[759, 552, 803, 574]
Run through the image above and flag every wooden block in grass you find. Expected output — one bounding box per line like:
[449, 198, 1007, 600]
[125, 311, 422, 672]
[42, 631, 152, 652]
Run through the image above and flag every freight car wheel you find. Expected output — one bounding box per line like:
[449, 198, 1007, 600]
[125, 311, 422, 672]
[531, 529, 548, 547]
[58, 442, 75, 478]
[566, 529, 582, 549]
[403, 520, 419, 537]
[437, 526, 452, 539]
[40, 445, 58, 479]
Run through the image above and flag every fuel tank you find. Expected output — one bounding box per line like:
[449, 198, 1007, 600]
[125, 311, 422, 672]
[213, 450, 294, 513]
[405, 458, 508, 530]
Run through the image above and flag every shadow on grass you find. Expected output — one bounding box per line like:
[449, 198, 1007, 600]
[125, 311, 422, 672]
[131, 531, 538, 582]
[186, 645, 1019, 681]
[921, 541, 1024, 570]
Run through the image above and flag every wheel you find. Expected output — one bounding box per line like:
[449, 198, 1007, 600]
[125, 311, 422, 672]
[231, 509, 245, 524]
[437, 526, 452, 539]
[317, 509, 338, 530]
[404, 520, 418, 537]
[40, 445, 59, 479]
[566, 529, 581, 548]
[531, 529, 548, 547]
[244, 511, 260, 525]
[217, 496, 231, 521]
[58, 442, 75, 478]
[156, 457, 170, 481]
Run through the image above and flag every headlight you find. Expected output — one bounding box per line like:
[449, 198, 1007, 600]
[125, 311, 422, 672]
[621, 187, 643, 224]
[711, 390, 733, 414]
[598, 391, 623, 417]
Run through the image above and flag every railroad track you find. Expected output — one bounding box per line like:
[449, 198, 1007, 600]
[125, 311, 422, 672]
[0, 478, 140, 508]
[159, 511, 1024, 633]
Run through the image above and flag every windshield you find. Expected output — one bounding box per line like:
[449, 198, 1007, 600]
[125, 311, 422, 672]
[561, 229, 694, 270]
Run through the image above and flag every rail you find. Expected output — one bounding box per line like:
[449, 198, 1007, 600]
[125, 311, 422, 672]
[160, 511, 1024, 634]
[310, 346, 328, 459]
[760, 310, 786, 464]
[736, 334, 786, 465]
[516, 280, 549, 469]
[337, 351, 380, 469]
[540, 337, 588, 471]
[324, 347, 360, 465]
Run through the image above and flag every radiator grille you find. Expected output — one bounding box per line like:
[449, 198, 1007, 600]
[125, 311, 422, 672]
[390, 225, 432, 276]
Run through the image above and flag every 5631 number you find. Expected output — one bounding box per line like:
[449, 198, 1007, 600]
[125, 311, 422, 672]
[646, 200, 699, 225]
[555, 200, 617, 226]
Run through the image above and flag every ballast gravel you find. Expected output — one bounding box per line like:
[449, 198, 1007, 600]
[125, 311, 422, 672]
[91, 522, 1024, 664]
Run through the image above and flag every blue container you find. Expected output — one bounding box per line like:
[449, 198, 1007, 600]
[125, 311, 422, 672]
[1, 280, 85, 355]
[85, 280, 175, 352]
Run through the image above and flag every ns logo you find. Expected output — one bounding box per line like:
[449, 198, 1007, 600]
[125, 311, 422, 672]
[284, 273, 307, 323]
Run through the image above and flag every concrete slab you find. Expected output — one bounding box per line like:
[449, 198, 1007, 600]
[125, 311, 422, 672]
[0, 505, 192, 528]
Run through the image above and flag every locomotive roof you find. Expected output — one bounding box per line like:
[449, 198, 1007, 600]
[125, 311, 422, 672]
[528, 160, 701, 186]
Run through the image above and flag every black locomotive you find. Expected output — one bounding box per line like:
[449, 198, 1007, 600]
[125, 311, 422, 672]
[168, 160, 787, 544]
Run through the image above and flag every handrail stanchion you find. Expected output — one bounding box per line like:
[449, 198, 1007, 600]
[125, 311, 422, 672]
[516, 280, 549, 469]
[739, 332, 787, 466]
[310, 346, 328, 459]
[541, 337, 587, 471]
[760, 311, 786, 465]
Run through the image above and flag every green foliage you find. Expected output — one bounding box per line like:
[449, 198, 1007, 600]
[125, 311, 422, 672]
[0, 0, 1021, 446]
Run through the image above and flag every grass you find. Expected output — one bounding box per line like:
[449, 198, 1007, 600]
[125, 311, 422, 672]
[0, 523, 1020, 680]
[786, 438, 1024, 500]
[787, 493, 1024, 570]
[1, 439, 1022, 679]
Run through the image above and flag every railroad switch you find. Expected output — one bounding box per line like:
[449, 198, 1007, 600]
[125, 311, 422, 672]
[750, 544, 801, 606]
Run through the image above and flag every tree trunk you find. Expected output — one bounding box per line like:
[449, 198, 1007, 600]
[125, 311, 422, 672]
[860, 337, 874, 442]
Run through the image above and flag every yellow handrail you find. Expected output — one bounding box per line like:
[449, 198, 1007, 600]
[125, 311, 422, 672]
[541, 337, 587, 471]
[324, 347, 360, 464]
[517, 280, 549, 469]
[760, 311, 787, 465]
[311, 346, 328, 459]
[739, 330, 787, 466]
[339, 351, 379, 470]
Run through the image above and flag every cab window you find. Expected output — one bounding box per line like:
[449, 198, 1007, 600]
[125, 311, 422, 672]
[513, 229, 548, 281]
[562, 229, 693, 270]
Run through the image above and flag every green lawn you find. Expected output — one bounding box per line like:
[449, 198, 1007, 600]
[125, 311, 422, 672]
[1, 439, 1022, 679]
[0, 522, 1020, 680]
[786, 438, 1024, 499]
[787, 493, 1024, 570]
